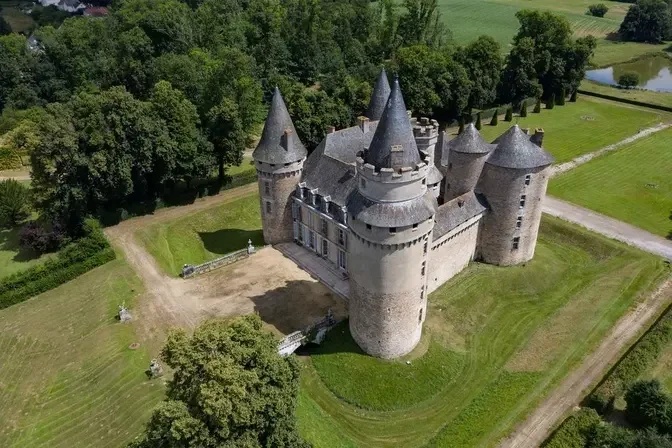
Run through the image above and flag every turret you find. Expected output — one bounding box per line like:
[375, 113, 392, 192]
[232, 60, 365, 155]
[441, 123, 493, 202]
[476, 125, 554, 265]
[365, 68, 391, 121]
[347, 77, 438, 359]
[253, 87, 307, 245]
[412, 116, 443, 200]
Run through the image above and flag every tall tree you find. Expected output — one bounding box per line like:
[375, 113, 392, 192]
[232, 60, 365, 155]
[397, 0, 450, 48]
[499, 37, 541, 106]
[457, 35, 502, 109]
[207, 98, 246, 185]
[132, 315, 310, 448]
[619, 0, 672, 43]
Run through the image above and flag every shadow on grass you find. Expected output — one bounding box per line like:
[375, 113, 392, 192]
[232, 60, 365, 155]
[248, 280, 348, 336]
[0, 226, 41, 263]
[198, 229, 264, 256]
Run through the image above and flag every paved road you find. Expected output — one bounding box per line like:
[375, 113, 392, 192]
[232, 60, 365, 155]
[544, 197, 672, 260]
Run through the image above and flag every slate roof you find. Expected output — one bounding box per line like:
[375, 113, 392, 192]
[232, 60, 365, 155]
[427, 165, 444, 185]
[448, 123, 494, 155]
[432, 192, 487, 241]
[486, 125, 555, 169]
[365, 68, 391, 121]
[364, 77, 420, 171]
[347, 189, 438, 228]
[252, 87, 307, 165]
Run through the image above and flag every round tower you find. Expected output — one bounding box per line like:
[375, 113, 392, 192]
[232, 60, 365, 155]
[412, 116, 443, 200]
[347, 77, 438, 359]
[252, 88, 307, 245]
[476, 126, 554, 265]
[441, 123, 493, 202]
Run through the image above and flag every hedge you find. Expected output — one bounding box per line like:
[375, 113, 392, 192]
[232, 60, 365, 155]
[543, 408, 602, 448]
[0, 219, 116, 309]
[587, 310, 672, 414]
[577, 89, 672, 113]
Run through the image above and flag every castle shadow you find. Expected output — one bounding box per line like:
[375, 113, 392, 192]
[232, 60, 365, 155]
[198, 228, 264, 256]
[247, 279, 350, 340]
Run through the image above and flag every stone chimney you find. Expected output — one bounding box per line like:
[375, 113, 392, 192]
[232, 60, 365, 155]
[358, 116, 369, 134]
[281, 129, 293, 151]
[327, 125, 336, 134]
[531, 128, 545, 147]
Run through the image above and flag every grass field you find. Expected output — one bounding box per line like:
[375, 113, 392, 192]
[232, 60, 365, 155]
[297, 216, 668, 447]
[0, 257, 165, 448]
[581, 79, 672, 109]
[136, 193, 263, 276]
[474, 96, 667, 163]
[0, 226, 50, 279]
[0, 4, 35, 34]
[549, 127, 672, 238]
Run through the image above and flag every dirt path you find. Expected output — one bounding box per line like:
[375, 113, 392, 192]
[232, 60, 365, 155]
[544, 197, 672, 260]
[500, 276, 672, 448]
[0, 169, 31, 181]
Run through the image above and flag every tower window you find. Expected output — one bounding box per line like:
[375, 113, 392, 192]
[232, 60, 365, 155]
[366, 224, 372, 231]
[412, 223, 418, 230]
[519, 195, 527, 208]
[264, 181, 270, 195]
[361, 178, 367, 189]
[423, 242, 428, 255]
[516, 216, 523, 228]
[420, 287, 424, 300]
[512, 237, 520, 250]
[422, 178, 427, 185]
[525, 174, 532, 186]
[418, 308, 423, 323]
[389, 227, 397, 234]
[266, 201, 271, 213]
[449, 162, 453, 171]
[421, 261, 426, 276]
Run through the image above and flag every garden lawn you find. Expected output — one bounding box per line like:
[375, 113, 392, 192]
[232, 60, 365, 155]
[136, 193, 263, 276]
[0, 226, 51, 279]
[549, 126, 672, 238]
[0, 258, 165, 448]
[581, 79, 672, 109]
[475, 96, 667, 163]
[297, 216, 668, 448]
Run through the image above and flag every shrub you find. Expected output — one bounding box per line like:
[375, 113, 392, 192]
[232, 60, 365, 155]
[0, 179, 30, 227]
[625, 379, 672, 433]
[520, 102, 528, 117]
[475, 112, 482, 130]
[544, 408, 602, 448]
[570, 90, 578, 102]
[19, 220, 66, 254]
[505, 107, 513, 121]
[546, 95, 555, 109]
[0, 219, 115, 309]
[619, 72, 640, 89]
[490, 111, 498, 126]
[558, 88, 566, 106]
[588, 4, 609, 17]
[534, 98, 542, 113]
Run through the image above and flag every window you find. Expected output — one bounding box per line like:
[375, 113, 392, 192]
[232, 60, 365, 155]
[412, 223, 418, 230]
[297, 207, 303, 223]
[420, 287, 424, 300]
[421, 261, 426, 277]
[422, 178, 427, 185]
[338, 250, 347, 270]
[322, 239, 328, 257]
[389, 227, 397, 234]
[360, 178, 366, 189]
[449, 162, 453, 171]
[264, 181, 270, 195]
[418, 308, 423, 324]
[265, 201, 271, 213]
[366, 224, 372, 231]
[423, 242, 428, 255]
[338, 228, 347, 248]
[321, 219, 328, 236]
[298, 226, 304, 243]
[512, 237, 520, 250]
[516, 216, 523, 228]
[519, 195, 527, 208]
[307, 211, 313, 227]
[525, 174, 531, 186]
[292, 204, 298, 220]
[446, 183, 451, 191]
[309, 230, 315, 249]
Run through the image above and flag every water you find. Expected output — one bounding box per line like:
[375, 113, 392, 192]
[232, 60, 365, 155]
[585, 56, 672, 92]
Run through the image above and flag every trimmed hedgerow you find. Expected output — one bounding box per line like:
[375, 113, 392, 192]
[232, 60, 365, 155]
[0, 219, 115, 309]
[587, 311, 672, 414]
[543, 408, 602, 448]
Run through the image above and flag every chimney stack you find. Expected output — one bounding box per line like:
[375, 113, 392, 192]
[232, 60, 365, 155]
[358, 116, 370, 134]
[281, 129, 293, 151]
[531, 128, 545, 147]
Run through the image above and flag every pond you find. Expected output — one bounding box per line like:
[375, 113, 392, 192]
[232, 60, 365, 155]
[585, 56, 672, 92]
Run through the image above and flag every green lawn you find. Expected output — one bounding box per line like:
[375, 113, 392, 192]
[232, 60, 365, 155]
[0, 257, 165, 447]
[297, 216, 668, 447]
[581, 79, 672, 109]
[136, 193, 263, 276]
[475, 96, 667, 163]
[0, 226, 50, 279]
[227, 156, 255, 177]
[0, 4, 35, 34]
[549, 126, 672, 238]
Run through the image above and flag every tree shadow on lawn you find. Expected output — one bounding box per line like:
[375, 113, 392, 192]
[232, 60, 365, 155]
[198, 229, 264, 256]
[0, 226, 41, 263]
[248, 279, 350, 339]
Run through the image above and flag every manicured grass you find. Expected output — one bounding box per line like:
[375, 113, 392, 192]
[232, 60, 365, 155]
[0, 258, 165, 447]
[227, 156, 256, 177]
[581, 79, 672, 109]
[549, 127, 672, 237]
[590, 41, 671, 68]
[297, 216, 668, 447]
[476, 96, 667, 163]
[136, 193, 263, 276]
[0, 226, 51, 279]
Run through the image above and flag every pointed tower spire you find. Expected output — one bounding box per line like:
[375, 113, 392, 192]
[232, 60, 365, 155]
[448, 123, 493, 155]
[252, 87, 307, 165]
[364, 76, 420, 171]
[487, 125, 554, 169]
[365, 68, 391, 121]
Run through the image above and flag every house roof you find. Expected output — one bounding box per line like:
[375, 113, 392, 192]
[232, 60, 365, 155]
[433, 192, 487, 241]
[486, 125, 554, 169]
[365, 68, 391, 121]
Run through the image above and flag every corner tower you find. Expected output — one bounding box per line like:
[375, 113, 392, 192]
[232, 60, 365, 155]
[365, 68, 391, 121]
[253, 88, 307, 245]
[476, 126, 554, 265]
[347, 77, 438, 359]
[441, 123, 493, 202]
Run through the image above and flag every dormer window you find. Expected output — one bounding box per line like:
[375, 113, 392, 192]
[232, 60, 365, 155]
[389, 227, 397, 234]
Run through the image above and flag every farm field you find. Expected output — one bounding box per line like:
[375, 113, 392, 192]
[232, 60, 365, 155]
[296, 217, 668, 448]
[0, 257, 165, 448]
[136, 193, 263, 276]
[549, 127, 672, 238]
[581, 79, 672, 109]
[474, 96, 667, 163]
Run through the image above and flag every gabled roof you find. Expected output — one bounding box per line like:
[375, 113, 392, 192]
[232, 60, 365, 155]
[448, 123, 494, 155]
[364, 77, 420, 171]
[365, 68, 391, 121]
[487, 125, 555, 169]
[252, 87, 307, 165]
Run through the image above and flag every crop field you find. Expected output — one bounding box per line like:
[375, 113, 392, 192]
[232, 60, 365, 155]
[136, 193, 263, 276]
[296, 217, 668, 447]
[549, 127, 672, 238]
[0, 258, 165, 448]
[475, 96, 667, 163]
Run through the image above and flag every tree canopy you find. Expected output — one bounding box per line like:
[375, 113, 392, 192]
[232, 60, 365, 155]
[619, 0, 672, 43]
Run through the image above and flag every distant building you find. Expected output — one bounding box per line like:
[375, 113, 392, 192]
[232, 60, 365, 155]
[39, 0, 84, 13]
[83, 7, 109, 17]
[253, 69, 554, 359]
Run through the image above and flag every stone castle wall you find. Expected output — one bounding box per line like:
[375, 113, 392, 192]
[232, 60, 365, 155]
[258, 161, 303, 245]
[442, 151, 490, 202]
[476, 165, 550, 265]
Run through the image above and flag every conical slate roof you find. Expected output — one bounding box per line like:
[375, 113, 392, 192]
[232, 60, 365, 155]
[364, 77, 420, 171]
[252, 87, 307, 165]
[486, 125, 554, 169]
[448, 123, 493, 154]
[365, 68, 391, 121]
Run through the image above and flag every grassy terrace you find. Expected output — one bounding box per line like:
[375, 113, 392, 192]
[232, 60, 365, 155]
[0, 258, 165, 448]
[296, 217, 668, 447]
[136, 193, 263, 276]
[549, 126, 672, 238]
[474, 97, 667, 163]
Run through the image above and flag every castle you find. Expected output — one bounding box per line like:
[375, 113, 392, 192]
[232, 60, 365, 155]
[253, 70, 554, 359]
